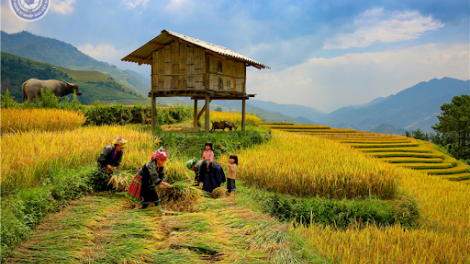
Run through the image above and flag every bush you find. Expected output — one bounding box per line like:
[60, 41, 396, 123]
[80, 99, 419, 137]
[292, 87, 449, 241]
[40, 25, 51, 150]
[241, 185, 419, 228]
[82, 103, 193, 126]
[1, 165, 97, 259]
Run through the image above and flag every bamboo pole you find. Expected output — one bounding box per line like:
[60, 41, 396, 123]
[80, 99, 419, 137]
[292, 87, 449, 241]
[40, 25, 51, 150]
[193, 99, 198, 127]
[205, 94, 210, 132]
[151, 91, 156, 128]
[242, 99, 246, 131]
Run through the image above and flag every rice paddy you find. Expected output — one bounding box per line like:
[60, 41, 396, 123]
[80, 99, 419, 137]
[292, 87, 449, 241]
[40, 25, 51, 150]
[5, 192, 320, 263]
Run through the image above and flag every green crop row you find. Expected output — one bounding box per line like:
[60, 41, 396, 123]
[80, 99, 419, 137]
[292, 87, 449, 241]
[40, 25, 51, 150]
[361, 147, 432, 153]
[267, 125, 331, 130]
[367, 152, 444, 158]
[339, 140, 412, 144]
[421, 162, 469, 175]
[437, 172, 470, 181]
[260, 122, 295, 125]
[394, 163, 454, 169]
[348, 143, 420, 148]
[380, 157, 443, 163]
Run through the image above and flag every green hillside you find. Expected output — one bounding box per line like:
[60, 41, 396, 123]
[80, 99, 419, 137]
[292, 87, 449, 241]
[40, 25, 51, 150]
[1, 31, 151, 96]
[1, 52, 149, 105]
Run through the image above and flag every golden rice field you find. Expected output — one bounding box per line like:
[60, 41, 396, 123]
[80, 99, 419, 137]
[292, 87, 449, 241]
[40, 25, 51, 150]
[295, 164, 470, 263]
[1, 108, 86, 133]
[201, 111, 262, 126]
[221, 131, 398, 199]
[1, 126, 157, 190]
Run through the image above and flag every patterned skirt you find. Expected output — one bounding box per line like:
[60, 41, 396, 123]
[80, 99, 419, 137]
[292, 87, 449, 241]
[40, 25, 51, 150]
[227, 178, 236, 190]
[126, 174, 142, 203]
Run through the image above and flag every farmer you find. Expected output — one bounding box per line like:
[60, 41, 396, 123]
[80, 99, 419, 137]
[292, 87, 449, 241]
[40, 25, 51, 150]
[138, 147, 172, 209]
[186, 158, 205, 186]
[201, 159, 226, 194]
[97, 136, 128, 190]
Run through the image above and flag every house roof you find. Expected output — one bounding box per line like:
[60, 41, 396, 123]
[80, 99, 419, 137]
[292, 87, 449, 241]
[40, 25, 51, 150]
[121, 29, 270, 69]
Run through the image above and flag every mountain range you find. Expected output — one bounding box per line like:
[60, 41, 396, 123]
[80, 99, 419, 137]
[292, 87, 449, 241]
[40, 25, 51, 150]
[2, 31, 468, 132]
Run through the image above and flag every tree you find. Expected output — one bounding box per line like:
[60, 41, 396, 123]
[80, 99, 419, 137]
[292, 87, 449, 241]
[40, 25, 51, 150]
[432, 95, 470, 159]
[215, 107, 223, 112]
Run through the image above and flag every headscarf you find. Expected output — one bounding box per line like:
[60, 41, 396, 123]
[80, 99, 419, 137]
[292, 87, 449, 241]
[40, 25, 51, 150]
[151, 147, 169, 162]
[112, 136, 128, 147]
[186, 158, 199, 169]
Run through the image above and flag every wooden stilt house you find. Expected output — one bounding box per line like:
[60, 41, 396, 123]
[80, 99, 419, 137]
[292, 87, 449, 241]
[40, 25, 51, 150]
[121, 29, 270, 131]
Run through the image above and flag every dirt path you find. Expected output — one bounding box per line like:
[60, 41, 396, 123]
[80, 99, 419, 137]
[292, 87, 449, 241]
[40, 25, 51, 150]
[6, 192, 297, 263]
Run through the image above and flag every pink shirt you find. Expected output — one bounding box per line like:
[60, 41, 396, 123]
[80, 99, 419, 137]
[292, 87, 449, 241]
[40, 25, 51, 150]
[203, 150, 214, 161]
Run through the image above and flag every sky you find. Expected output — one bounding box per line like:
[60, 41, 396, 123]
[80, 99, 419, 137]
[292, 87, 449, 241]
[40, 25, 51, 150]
[1, 0, 469, 113]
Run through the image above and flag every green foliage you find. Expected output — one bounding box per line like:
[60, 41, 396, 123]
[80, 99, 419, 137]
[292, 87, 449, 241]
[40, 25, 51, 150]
[82, 103, 193, 126]
[432, 95, 470, 160]
[157, 126, 272, 159]
[237, 185, 419, 229]
[1, 165, 97, 260]
[0, 89, 19, 108]
[0, 87, 82, 110]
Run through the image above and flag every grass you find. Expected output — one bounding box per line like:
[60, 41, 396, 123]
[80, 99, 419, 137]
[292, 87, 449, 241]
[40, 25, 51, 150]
[4, 192, 329, 263]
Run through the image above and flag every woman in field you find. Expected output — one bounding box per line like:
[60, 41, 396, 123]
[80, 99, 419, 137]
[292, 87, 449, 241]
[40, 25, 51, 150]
[97, 136, 128, 190]
[136, 147, 172, 209]
[187, 158, 204, 185]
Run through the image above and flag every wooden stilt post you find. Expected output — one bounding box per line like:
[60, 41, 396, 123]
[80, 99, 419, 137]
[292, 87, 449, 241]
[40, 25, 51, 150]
[242, 99, 246, 131]
[151, 91, 156, 128]
[193, 99, 198, 128]
[205, 94, 210, 132]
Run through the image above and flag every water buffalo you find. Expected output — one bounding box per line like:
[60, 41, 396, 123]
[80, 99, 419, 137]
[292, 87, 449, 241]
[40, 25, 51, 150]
[211, 121, 226, 131]
[224, 122, 237, 131]
[22, 78, 82, 102]
[211, 121, 238, 131]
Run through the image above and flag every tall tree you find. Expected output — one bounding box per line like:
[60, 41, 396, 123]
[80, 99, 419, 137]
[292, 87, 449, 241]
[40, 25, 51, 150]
[432, 95, 470, 159]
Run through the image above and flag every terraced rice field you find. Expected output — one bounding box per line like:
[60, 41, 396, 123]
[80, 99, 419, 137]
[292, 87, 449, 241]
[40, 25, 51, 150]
[263, 122, 470, 183]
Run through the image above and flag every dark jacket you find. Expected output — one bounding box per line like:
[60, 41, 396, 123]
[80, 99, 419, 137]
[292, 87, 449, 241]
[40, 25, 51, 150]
[98, 145, 123, 167]
[139, 160, 165, 204]
[202, 161, 226, 193]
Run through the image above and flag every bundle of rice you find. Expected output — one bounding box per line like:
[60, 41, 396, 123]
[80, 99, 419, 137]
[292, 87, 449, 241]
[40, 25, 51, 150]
[157, 182, 203, 212]
[107, 170, 135, 191]
[211, 187, 228, 199]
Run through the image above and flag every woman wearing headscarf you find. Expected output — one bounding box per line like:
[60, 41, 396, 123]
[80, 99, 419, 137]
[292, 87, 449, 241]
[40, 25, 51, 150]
[133, 147, 172, 209]
[186, 158, 205, 186]
[186, 158, 226, 194]
[97, 136, 128, 190]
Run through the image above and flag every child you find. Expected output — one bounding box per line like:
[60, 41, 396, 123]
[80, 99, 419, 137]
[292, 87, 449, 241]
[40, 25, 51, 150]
[227, 154, 238, 193]
[202, 142, 214, 161]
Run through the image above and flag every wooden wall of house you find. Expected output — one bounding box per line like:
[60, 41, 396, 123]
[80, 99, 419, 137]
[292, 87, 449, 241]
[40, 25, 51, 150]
[151, 41, 246, 92]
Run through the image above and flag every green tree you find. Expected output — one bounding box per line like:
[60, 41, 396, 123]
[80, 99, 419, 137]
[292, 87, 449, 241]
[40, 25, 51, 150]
[432, 95, 470, 159]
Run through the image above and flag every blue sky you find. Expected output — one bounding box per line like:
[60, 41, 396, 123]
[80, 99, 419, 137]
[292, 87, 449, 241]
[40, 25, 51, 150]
[2, 0, 469, 112]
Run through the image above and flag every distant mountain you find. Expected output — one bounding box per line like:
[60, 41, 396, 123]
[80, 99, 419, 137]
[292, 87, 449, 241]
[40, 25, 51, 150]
[1, 52, 149, 105]
[125, 69, 151, 86]
[295, 116, 316, 124]
[246, 100, 325, 122]
[327, 77, 470, 132]
[370, 124, 407, 135]
[1, 31, 151, 97]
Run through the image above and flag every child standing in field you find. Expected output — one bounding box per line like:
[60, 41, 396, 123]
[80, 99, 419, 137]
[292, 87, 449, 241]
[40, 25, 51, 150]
[227, 154, 238, 193]
[202, 142, 214, 161]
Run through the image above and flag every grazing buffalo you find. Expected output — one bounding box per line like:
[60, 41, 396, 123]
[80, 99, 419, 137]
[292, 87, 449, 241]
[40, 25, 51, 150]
[210, 121, 238, 132]
[22, 78, 82, 102]
[224, 122, 237, 131]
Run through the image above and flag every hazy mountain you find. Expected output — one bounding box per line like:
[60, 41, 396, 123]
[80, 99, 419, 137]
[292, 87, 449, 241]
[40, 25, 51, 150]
[370, 124, 407, 135]
[246, 100, 325, 122]
[125, 69, 151, 86]
[326, 77, 470, 132]
[295, 116, 316, 124]
[1, 31, 151, 97]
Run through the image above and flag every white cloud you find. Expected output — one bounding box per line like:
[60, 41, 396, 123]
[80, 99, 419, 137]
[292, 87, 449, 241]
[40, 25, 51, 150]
[121, 0, 149, 9]
[324, 8, 444, 49]
[247, 43, 469, 113]
[51, 0, 76, 14]
[1, 2, 28, 33]
[77, 43, 126, 63]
